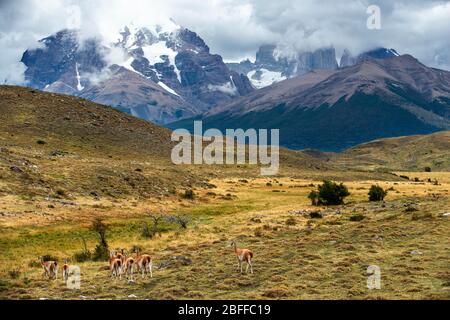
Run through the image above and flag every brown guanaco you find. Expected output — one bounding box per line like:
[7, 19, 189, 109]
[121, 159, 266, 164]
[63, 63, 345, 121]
[40, 257, 58, 280]
[98, 251, 123, 278]
[62, 259, 70, 283]
[134, 249, 153, 279]
[230, 241, 254, 274]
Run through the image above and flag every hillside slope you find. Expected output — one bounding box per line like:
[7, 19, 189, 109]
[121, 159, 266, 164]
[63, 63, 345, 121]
[0, 86, 334, 199]
[334, 131, 450, 171]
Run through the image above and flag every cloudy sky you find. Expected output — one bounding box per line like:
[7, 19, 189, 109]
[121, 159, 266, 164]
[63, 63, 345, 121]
[1, 0, 449, 84]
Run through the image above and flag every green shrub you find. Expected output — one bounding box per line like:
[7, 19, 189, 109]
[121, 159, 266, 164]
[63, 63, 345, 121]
[91, 218, 109, 261]
[286, 217, 297, 226]
[308, 190, 319, 206]
[310, 181, 350, 206]
[368, 185, 388, 202]
[349, 214, 365, 222]
[93, 244, 109, 262]
[73, 250, 91, 263]
[183, 189, 195, 200]
[73, 237, 92, 262]
[8, 269, 21, 279]
[309, 211, 323, 219]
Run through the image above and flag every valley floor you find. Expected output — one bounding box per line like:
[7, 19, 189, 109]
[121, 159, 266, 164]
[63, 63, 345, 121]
[0, 172, 449, 300]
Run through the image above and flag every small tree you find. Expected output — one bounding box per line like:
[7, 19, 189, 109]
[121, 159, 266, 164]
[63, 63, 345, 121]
[316, 180, 350, 205]
[91, 218, 109, 261]
[142, 212, 164, 238]
[368, 185, 388, 202]
[165, 214, 190, 229]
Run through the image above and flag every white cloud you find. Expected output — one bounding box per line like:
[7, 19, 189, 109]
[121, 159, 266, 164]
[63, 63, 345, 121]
[0, 0, 449, 84]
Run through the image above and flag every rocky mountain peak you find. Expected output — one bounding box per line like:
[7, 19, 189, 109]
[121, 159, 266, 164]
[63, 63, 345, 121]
[20, 24, 254, 124]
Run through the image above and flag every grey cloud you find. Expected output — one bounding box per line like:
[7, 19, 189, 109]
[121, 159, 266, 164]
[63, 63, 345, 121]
[0, 0, 449, 84]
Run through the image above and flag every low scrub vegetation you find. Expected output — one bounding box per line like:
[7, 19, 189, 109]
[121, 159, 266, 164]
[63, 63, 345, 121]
[309, 180, 350, 206]
[368, 185, 388, 202]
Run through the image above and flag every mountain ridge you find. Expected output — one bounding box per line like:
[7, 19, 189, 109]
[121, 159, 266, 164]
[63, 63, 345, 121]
[170, 55, 450, 151]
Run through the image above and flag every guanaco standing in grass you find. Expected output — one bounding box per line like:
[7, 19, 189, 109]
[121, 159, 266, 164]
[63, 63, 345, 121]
[122, 255, 135, 281]
[134, 249, 153, 279]
[230, 241, 254, 274]
[40, 257, 58, 280]
[97, 251, 123, 279]
[62, 259, 70, 283]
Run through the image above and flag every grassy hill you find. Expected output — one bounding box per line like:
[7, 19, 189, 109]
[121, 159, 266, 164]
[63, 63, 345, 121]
[334, 131, 450, 171]
[0, 86, 337, 200]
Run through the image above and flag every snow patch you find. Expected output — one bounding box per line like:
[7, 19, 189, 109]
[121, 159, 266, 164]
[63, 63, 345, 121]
[142, 42, 181, 82]
[158, 82, 180, 97]
[247, 69, 286, 89]
[120, 56, 146, 77]
[75, 63, 84, 91]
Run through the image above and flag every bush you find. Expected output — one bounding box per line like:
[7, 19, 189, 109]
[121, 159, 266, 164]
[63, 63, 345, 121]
[286, 217, 297, 226]
[349, 214, 365, 222]
[309, 181, 350, 206]
[368, 185, 388, 202]
[93, 244, 109, 262]
[183, 189, 195, 200]
[8, 269, 21, 279]
[91, 218, 109, 261]
[165, 214, 190, 229]
[309, 211, 323, 219]
[308, 191, 319, 206]
[55, 189, 66, 197]
[142, 212, 164, 238]
[73, 237, 92, 262]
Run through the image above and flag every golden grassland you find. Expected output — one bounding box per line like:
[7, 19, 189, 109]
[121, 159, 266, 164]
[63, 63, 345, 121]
[0, 86, 449, 300]
[0, 173, 449, 300]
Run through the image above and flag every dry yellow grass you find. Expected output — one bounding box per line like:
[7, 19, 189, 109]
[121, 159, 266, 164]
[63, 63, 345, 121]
[1, 174, 449, 300]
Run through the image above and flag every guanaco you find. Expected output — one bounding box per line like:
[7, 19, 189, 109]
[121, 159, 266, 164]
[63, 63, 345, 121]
[62, 260, 70, 283]
[40, 257, 58, 280]
[122, 256, 135, 281]
[134, 250, 153, 279]
[230, 241, 254, 274]
[98, 251, 123, 278]
[110, 258, 122, 278]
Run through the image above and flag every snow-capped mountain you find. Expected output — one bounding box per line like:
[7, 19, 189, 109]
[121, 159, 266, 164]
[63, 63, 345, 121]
[227, 45, 339, 89]
[340, 48, 400, 67]
[20, 21, 254, 124]
[227, 45, 401, 89]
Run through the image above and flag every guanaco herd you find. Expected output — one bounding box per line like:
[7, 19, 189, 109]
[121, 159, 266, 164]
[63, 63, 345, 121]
[39, 241, 254, 283]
